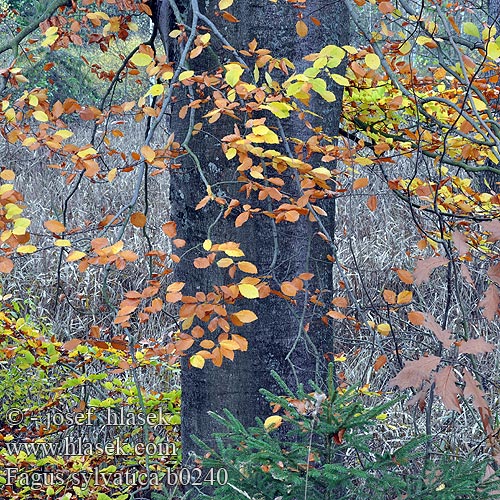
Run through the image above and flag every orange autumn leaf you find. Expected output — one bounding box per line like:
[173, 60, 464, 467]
[44, 219, 66, 233]
[130, 212, 147, 228]
[353, 177, 369, 190]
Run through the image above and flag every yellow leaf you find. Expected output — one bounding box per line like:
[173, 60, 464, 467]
[261, 101, 293, 118]
[354, 157, 374, 166]
[67, 250, 86, 262]
[190, 354, 205, 369]
[416, 36, 433, 46]
[131, 52, 153, 66]
[365, 53, 381, 70]
[264, 415, 283, 431]
[203, 239, 212, 251]
[107, 168, 117, 182]
[471, 97, 488, 111]
[55, 239, 71, 247]
[0, 169, 15, 181]
[13, 218, 30, 235]
[311, 167, 332, 180]
[225, 147, 237, 160]
[225, 63, 244, 87]
[330, 73, 350, 86]
[45, 26, 58, 36]
[17, 245, 37, 254]
[376, 323, 391, 336]
[398, 41, 411, 55]
[5, 203, 22, 219]
[54, 129, 73, 139]
[224, 249, 244, 257]
[219, 0, 233, 9]
[250, 124, 279, 144]
[147, 83, 164, 96]
[199, 33, 211, 45]
[5, 108, 16, 123]
[169, 29, 182, 38]
[141, 145, 156, 162]
[397, 290, 413, 304]
[179, 70, 195, 81]
[77, 147, 97, 158]
[238, 283, 259, 299]
[33, 111, 49, 122]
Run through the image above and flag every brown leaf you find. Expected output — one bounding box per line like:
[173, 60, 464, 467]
[434, 365, 462, 412]
[460, 263, 475, 287]
[408, 310, 425, 325]
[452, 230, 469, 256]
[352, 177, 369, 190]
[44, 219, 66, 233]
[479, 284, 500, 322]
[394, 268, 414, 285]
[331, 296, 348, 308]
[463, 368, 492, 434]
[281, 282, 298, 297]
[389, 355, 441, 390]
[487, 263, 500, 286]
[458, 337, 495, 355]
[367, 195, 377, 211]
[162, 221, 177, 238]
[130, 212, 147, 228]
[373, 354, 387, 371]
[296, 20, 308, 37]
[413, 255, 448, 285]
[62, 338, 82, 351]
[423, 313, 453, 348]
[482, 219, 500, 241]
[382, 289, 396, 304]
[0, 257, 14, 274]
[407, 384, 429, 412]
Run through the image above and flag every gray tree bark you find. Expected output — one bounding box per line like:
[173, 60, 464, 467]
[153, 0, 349, 463]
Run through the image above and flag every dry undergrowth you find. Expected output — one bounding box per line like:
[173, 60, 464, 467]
[1, 119, 499, 464]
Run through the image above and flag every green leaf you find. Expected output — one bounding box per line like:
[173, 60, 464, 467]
[487, 40, 500, 60]
[463, 22, 480, 38]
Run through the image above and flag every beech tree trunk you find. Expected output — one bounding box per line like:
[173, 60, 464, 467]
[153, 0, 349, 460]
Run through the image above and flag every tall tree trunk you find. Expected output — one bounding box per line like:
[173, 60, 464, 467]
[154, 0, 349, 461]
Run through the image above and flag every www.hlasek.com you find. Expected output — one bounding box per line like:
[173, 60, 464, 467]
[3, 467, 229, 489]
[3, 436, 177, 457]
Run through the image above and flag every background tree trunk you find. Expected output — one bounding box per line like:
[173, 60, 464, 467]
[154, 0, 349, 461]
